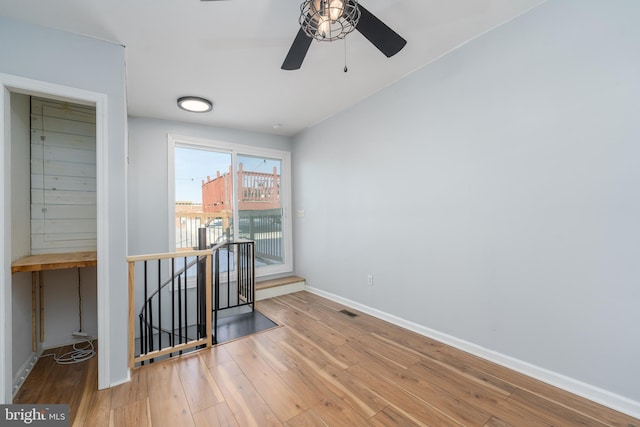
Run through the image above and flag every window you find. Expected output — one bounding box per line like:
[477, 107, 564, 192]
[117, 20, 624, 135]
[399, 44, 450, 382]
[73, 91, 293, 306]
[169, 135, 292, 277]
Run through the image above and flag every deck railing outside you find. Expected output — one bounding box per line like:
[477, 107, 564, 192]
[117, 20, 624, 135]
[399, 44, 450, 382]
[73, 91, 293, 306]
[175, 212, 229, 250]
[176, 211, 282, 264]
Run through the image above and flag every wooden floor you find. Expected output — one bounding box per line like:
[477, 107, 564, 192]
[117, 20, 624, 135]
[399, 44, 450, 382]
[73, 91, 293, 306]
[15, 291, 639, 426]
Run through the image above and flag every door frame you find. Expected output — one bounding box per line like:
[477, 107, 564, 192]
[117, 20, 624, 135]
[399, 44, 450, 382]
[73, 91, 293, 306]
[0, 73, 111, 402]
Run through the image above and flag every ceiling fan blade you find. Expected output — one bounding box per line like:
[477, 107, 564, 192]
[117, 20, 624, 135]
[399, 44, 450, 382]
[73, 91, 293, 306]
[353, 2, 407, 57]
[282, 28, 313, 70]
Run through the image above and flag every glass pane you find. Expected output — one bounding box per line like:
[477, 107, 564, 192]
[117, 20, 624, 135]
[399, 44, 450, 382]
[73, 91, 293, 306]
[237, 154, 284, 267]
[175, 146, 233, 249]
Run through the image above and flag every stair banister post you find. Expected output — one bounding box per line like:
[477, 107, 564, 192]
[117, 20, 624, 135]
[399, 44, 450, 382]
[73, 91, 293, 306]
[127, 261, 135, 369]
[197, 227, 207, 337]
[205, 253, 212, 348]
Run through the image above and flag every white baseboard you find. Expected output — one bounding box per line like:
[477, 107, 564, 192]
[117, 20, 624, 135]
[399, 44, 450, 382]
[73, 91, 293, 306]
[42, 334, 97, 351]
[256, 281, 305, 301]
[12, 351, 41, 398]
[306, 286, 640, 420]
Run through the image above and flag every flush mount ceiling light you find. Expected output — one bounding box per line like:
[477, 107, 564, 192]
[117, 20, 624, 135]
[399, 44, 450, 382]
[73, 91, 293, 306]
[177, 96, 213, 113]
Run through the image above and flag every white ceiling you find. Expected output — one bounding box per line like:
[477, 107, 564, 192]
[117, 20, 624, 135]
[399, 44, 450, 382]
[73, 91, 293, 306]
[0, 0, 544, 136]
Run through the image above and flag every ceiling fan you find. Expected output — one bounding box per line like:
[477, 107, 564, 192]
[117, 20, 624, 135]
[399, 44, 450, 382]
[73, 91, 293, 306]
[282, 0, 407, 70]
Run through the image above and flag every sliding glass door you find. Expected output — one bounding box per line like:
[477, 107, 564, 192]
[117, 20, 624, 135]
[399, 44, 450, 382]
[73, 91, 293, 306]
[174, 146, 233, 250]
[237, 154, 284, 267]
[171, 136, 292, 277]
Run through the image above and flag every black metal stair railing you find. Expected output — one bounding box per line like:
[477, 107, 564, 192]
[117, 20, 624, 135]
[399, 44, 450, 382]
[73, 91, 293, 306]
[127, 240, 255, 368]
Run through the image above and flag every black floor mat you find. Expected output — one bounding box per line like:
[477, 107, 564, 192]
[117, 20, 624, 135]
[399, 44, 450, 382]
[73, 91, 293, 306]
[134, 310, 278, 364]
[216, 310, 278, 344]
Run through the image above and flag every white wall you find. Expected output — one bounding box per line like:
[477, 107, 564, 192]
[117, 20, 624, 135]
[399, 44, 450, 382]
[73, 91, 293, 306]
[0, 16, 128, 399]
[127, 117, 292, 256]
[293, 0, 640, 415]
[37, 268, 98, 348]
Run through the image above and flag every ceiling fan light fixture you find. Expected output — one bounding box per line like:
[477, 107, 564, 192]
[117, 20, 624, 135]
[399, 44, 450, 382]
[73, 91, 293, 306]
[177, 96, 213, 113]
[300, 0, 360, 42]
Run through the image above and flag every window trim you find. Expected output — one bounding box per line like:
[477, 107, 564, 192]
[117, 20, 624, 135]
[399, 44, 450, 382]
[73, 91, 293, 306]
[167, 134, 293, 278]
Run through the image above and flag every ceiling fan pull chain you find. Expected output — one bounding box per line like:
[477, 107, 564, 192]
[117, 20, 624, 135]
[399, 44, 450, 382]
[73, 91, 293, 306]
[344, 37, 348, 73]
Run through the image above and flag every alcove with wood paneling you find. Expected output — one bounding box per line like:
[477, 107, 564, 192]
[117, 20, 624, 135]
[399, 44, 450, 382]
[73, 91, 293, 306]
[10, 95, 98, 396]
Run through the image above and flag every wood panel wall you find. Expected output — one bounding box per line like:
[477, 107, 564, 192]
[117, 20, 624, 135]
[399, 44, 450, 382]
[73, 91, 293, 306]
[30, 97, 96, 254]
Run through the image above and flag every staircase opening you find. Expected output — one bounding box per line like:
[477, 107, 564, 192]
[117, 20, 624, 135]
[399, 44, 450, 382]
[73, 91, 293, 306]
[216, 309, 276, 344]
[128, 237, 276, 367]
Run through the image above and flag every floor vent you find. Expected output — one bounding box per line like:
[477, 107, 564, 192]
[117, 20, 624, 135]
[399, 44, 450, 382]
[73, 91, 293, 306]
[340, 309, 358, 318]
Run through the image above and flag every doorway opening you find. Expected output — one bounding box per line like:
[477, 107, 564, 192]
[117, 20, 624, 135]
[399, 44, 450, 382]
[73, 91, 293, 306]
[11, 95, 98, 400]
[1, 75, 110, 404]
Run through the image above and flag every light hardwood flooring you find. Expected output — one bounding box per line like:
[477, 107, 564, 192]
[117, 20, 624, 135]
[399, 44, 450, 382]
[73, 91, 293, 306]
[15, 291, 640, 426]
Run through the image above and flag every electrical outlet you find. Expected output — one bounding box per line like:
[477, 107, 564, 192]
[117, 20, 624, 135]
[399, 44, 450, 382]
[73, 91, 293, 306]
[367, 274, 373, 285]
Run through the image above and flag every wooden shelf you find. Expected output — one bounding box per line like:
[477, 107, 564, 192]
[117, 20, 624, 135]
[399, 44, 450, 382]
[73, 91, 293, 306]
[11, 251, 97, 273]
[11, 250, 97, 351]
